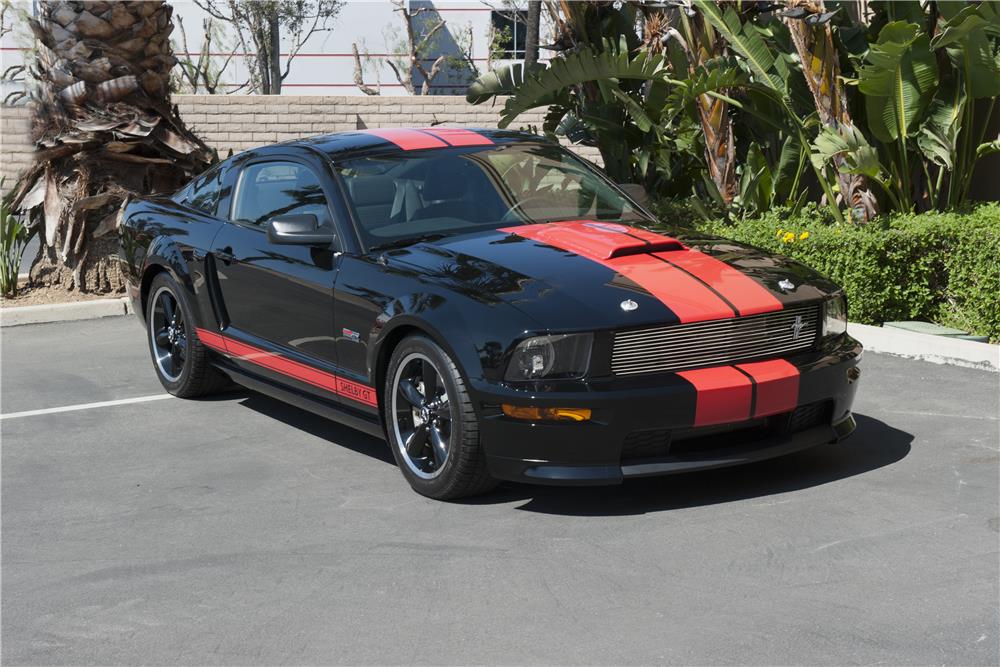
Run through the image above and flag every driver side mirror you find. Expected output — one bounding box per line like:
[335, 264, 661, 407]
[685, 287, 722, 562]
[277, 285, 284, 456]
[266, 214, 337, 246]
[617, 183, 650, 208]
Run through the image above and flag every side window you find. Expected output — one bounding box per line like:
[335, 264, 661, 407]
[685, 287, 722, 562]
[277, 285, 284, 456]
[186, 167, 222, 215]
[231, 161, 331, 227]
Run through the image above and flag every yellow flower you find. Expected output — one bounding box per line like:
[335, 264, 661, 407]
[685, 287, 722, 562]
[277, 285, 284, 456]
[776, 228, 784, 238]
[782, 231, 795, 243]
[799, 231, 810, 240]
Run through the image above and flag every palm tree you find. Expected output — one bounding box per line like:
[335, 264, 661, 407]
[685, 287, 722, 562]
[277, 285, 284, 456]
[784, 0, 877, 221]
[11, 0, 211, 293]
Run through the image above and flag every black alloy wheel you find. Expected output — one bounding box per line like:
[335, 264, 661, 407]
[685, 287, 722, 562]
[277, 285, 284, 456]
[149, 285, 187, 382]
[145, 272, 229, 398]
[392, 352, 452, 479]
[385, 335, 496, 499]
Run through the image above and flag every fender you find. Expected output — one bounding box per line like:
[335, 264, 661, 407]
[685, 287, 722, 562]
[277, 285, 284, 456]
[368, 289, 537, 393]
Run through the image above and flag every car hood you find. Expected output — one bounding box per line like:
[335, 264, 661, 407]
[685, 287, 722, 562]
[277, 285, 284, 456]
[384, 221, 841, 331]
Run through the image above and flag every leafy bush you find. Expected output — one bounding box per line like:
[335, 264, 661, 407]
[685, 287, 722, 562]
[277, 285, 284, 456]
[662, 203, 1000, 341]
[1, 179, 29, 298]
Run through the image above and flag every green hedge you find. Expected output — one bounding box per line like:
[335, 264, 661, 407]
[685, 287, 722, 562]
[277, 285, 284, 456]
[653, 203, 1000, 341]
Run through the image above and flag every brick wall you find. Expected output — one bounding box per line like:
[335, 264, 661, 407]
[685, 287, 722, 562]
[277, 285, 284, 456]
[1, 105, 32, 192]
[1, 95, 601, 193]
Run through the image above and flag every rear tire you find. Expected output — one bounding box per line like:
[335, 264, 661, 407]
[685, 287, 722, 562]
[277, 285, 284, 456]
[384, 335, 497, 500]
[145, 272, 229, 398]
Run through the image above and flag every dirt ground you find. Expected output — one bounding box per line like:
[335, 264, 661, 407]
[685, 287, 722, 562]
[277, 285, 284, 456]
[1, 282, 123, 307]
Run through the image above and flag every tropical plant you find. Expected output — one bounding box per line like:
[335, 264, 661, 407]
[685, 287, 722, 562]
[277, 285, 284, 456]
[10, 0, 212, 292]
[1, 178, 29, 298]
[467, 0, 999, 222]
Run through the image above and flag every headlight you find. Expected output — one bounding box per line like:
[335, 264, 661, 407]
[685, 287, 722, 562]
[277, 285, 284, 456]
[822, 294, 847, 338]
[504, 333, 593, 381]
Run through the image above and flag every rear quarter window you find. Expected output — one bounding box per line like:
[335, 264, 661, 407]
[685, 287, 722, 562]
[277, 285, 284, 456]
[178, 167, 223, 216]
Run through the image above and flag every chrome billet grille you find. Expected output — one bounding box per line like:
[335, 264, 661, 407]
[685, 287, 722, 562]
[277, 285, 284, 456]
[611, 304, 820, 376]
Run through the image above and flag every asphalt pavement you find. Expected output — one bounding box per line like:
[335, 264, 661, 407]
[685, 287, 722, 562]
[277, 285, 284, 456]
[2, 316, 998, 665]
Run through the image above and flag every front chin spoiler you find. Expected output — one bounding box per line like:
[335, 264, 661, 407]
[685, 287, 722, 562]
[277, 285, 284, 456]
[487, 412, 857, 486]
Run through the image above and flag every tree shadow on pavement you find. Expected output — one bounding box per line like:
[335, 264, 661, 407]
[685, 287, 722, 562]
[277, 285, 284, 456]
[469, 414, 913, 516]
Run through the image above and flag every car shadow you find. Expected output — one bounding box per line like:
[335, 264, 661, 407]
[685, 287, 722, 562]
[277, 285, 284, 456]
[471, 414, 912, 515]
[230, 391, 911, 517]
[235, 391, 395, 465]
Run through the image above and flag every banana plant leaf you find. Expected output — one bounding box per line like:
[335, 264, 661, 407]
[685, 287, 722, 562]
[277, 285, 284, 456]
[917, 82, 965, 170]
[466, 37, 668, 129]
[857, 21, 938, 143]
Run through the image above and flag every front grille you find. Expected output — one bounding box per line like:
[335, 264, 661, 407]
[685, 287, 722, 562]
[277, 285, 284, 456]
[611, 304, 820, 376]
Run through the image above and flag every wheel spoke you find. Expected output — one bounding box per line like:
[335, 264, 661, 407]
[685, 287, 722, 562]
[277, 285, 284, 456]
[174, 338, 187, 360]
[170, 347, 182, 376]
[421, 360, 438, 401]
[403, 425, 428, 456]
[159, 293, 175, 322]
[398, 379, 425, 408]
[428, 425, 448, 467]
[155, 329, 170, 347]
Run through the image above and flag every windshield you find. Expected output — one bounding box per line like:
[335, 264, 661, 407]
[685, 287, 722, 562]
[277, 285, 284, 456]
[334, 142, 651, 250]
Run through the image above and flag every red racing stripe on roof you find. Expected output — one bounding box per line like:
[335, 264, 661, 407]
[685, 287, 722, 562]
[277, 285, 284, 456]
[423, 127, 494, 146]
[363, 128, 448, 150]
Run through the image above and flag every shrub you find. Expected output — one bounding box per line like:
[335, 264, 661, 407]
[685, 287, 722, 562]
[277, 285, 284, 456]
[656, 203, 1000, 341]
[1, 179, 29, 298]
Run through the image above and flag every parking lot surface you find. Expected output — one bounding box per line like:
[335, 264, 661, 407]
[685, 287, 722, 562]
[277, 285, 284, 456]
[2, 317, 998, 665]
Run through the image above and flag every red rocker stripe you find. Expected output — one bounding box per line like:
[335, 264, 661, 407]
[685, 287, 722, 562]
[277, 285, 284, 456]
[194, 328, 378, 408]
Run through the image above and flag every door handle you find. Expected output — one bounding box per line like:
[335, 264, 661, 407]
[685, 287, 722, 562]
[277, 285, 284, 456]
[216, 246, 236, 265]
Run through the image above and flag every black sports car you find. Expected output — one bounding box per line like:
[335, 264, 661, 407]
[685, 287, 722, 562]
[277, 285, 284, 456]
[119, 127, 862, 499]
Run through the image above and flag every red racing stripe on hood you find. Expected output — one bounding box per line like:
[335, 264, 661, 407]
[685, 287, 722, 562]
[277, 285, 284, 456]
[654, 249, 783, 317]
[501, 221, 779, 323]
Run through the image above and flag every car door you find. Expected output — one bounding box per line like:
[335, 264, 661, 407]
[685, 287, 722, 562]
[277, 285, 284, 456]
[209, 153, 344, 399]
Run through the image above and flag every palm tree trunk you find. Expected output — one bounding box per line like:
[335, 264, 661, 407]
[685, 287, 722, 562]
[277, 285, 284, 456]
[525, 1, 541, 68]
[11, 1, 212, 293]
[785, 0, 877, 221]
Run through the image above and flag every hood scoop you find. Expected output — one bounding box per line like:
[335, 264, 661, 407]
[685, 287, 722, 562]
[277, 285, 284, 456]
[500, 220, 686, 261]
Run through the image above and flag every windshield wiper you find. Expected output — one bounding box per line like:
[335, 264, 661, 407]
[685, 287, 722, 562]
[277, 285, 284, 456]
[368, 233, 448, 253]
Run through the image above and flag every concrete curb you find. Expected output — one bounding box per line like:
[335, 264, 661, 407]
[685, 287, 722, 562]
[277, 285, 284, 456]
[1, 297, 132, 327]
[848, 322, 998, 372]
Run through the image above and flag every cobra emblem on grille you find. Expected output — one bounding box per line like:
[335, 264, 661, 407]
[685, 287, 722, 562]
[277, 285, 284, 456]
[791, 315, 804, 341]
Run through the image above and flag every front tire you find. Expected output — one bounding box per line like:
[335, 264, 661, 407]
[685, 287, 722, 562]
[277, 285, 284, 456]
[145, 272, 229, 398]
[384, 335, 497, 500]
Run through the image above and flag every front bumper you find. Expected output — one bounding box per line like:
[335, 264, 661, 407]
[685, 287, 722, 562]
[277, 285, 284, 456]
[469, 336, 862, 485]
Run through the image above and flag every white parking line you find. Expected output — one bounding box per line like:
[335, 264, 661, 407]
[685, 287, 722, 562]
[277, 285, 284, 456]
[0, 394, 173, 420]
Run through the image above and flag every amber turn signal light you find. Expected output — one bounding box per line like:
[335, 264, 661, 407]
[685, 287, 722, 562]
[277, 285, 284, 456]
[501, 405, 592, 422]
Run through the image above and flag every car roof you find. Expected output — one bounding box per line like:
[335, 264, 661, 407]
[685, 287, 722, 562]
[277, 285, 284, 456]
[273, 127, 550, 158]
